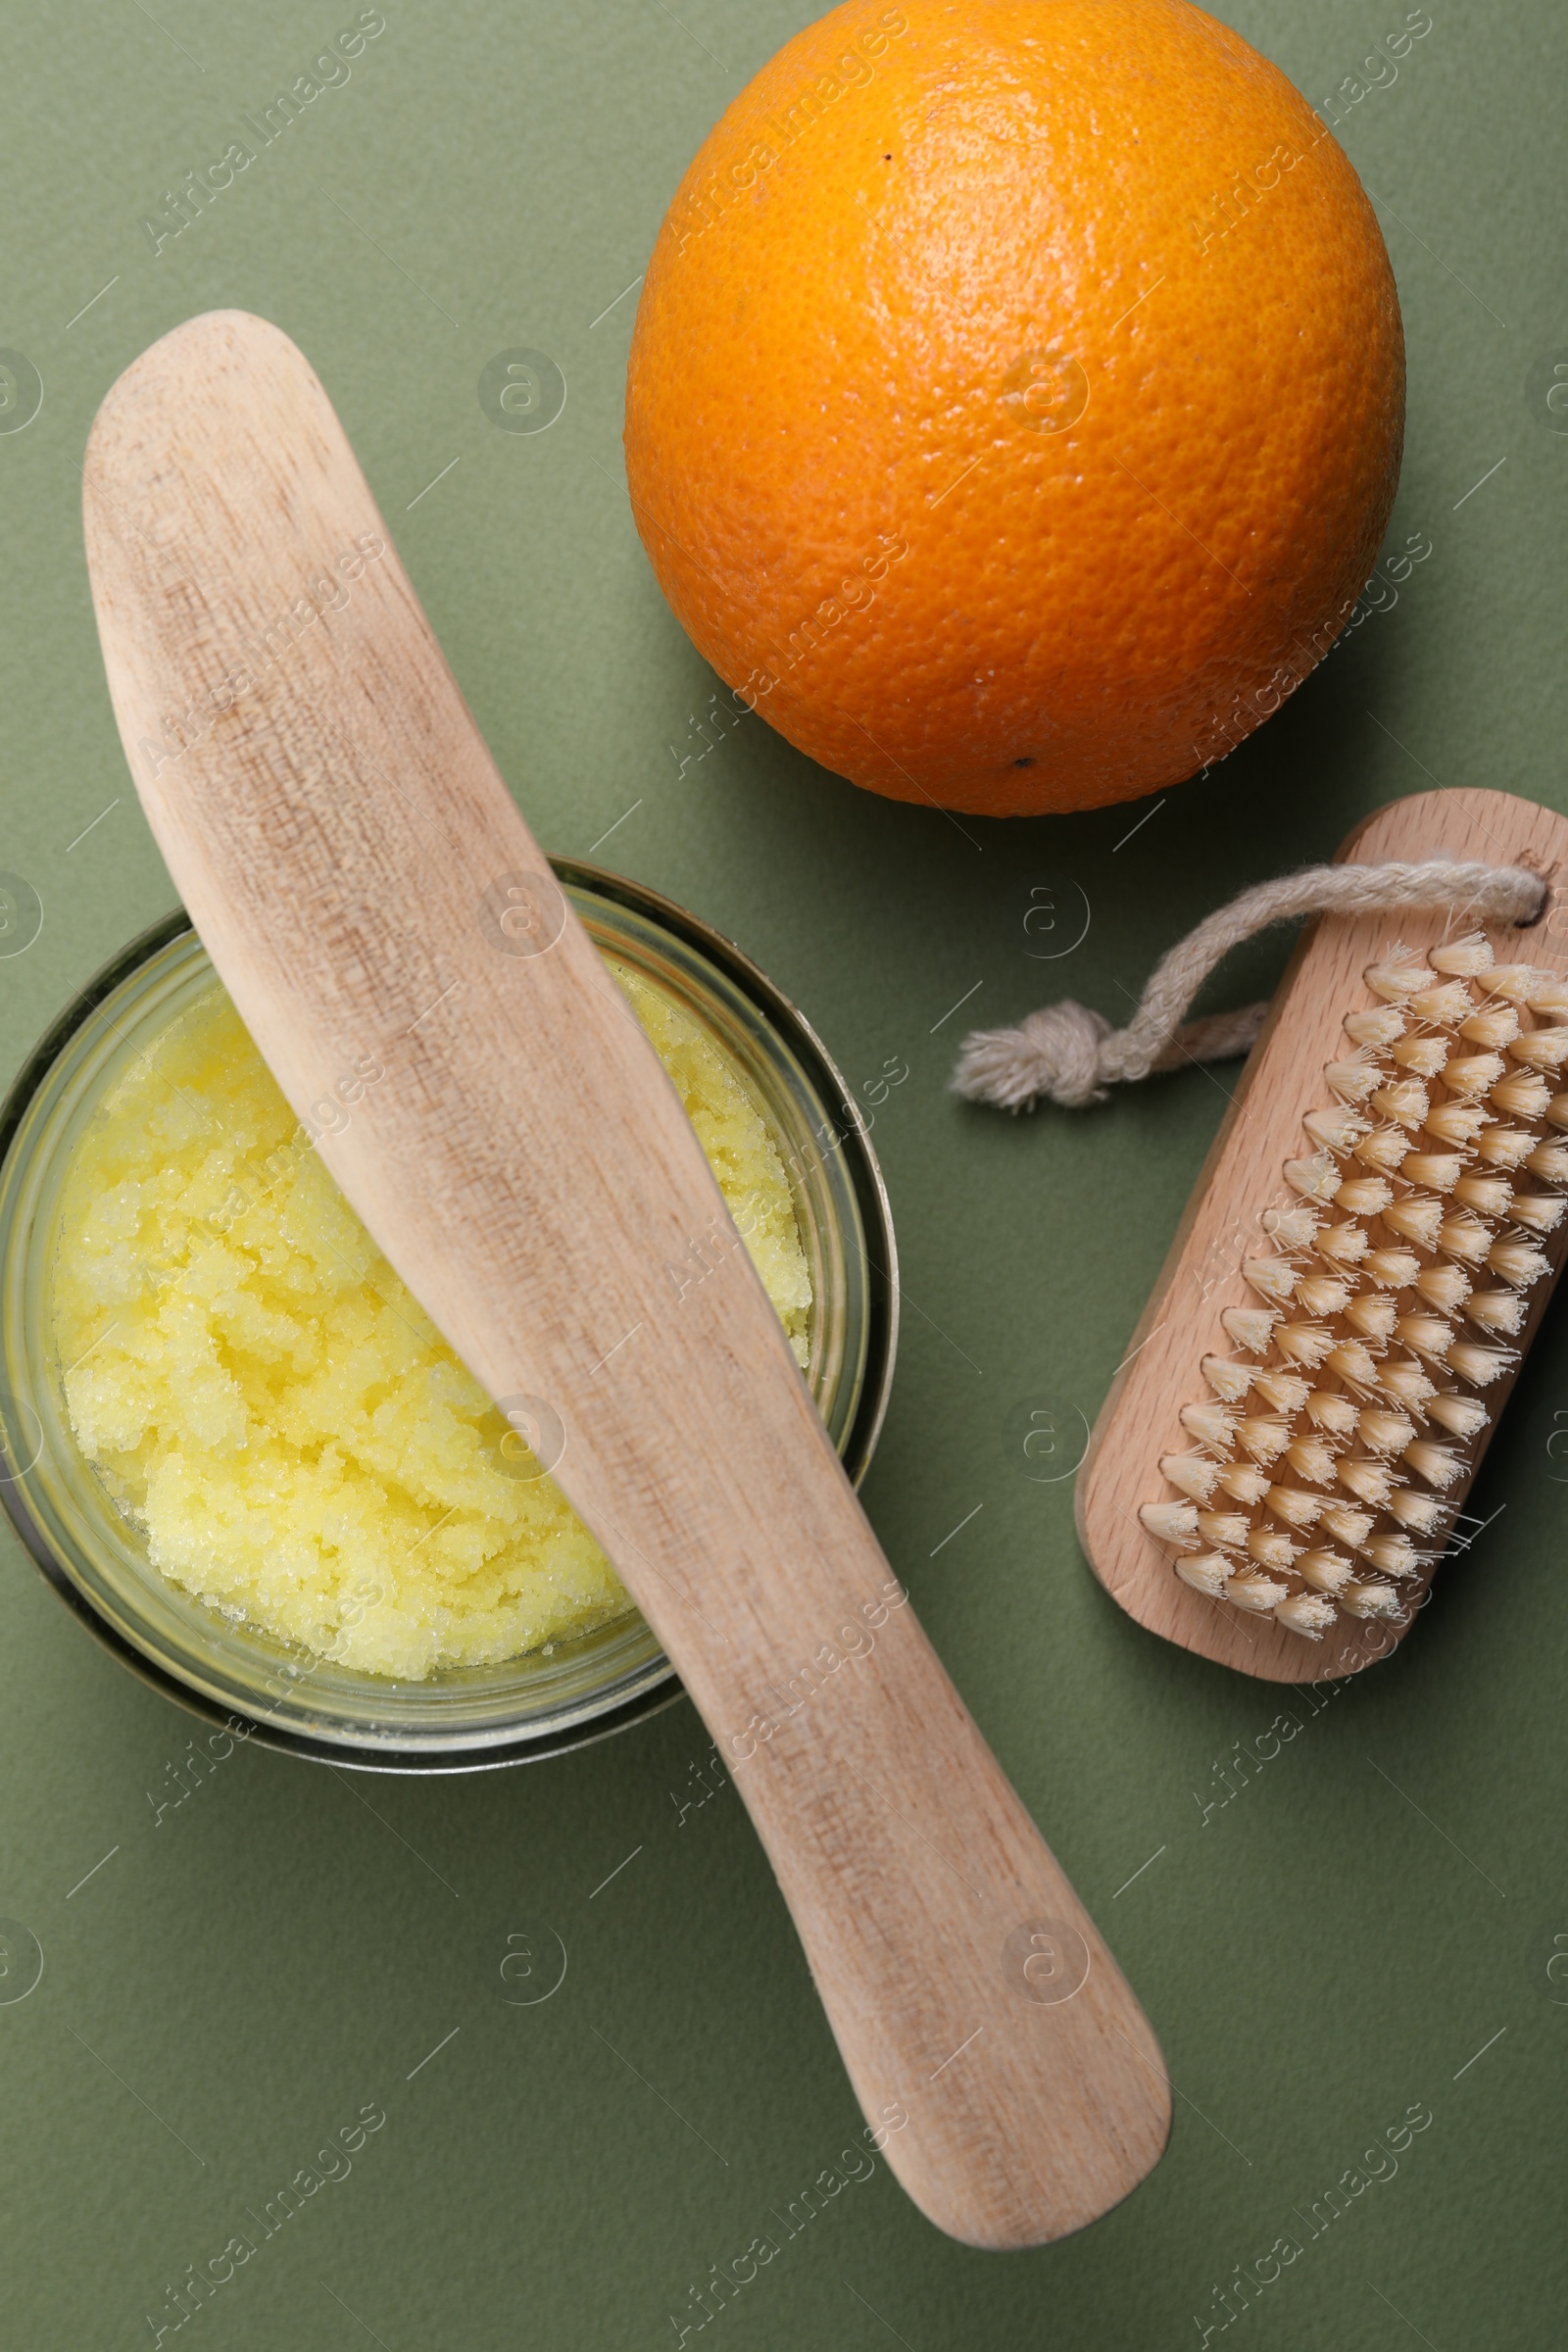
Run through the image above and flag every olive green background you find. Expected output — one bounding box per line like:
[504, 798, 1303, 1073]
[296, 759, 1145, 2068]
[1, 2, 1564, 2344]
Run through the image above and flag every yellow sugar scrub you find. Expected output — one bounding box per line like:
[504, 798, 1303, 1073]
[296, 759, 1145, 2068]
[50, 966, 811, 1681]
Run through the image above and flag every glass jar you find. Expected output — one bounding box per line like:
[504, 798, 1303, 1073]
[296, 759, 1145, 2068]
[0, 861, 898, 1772]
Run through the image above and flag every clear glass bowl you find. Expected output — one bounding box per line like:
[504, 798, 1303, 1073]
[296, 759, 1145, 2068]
[0, 863, 898, 1771]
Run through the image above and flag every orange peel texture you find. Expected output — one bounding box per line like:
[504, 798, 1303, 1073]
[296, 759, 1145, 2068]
[624, 0, 1404, 816]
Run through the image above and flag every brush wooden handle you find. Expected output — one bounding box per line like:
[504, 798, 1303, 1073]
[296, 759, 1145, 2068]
[1079, 788, 1568, 1682]
[82, 311, 1167, 2247]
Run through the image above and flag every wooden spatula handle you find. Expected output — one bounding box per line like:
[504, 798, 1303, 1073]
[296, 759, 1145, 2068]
[82, 311, 1168, 2247]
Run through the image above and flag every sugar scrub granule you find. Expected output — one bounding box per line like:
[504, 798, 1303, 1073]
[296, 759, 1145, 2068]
[609, 961, 813, 1364]
[51, 969, 811, 1679]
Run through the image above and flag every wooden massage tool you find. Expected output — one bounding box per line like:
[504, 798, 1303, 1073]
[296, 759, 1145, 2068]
[82, 311, 1169, 2248]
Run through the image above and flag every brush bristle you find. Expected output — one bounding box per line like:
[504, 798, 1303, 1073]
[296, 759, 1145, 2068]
[1414, 1262, 1470, 1314]
[1474, 1124, 1536, 1167]
[1159, 1454, 1217, 1503]
[1262, 1203, 1321, 1250]
[1340, 1580, 1404, 1621]
[1143, 930, 1568, 1639]
[1358, 1407, 1414, 1454]
[1508, 1026, 1568, 1072]
[1460, 1005, 1519, 1051]
[1392, 1033, 1450, 1077]
[1325, 1057, 1382, 1105]
[1494, 1072, 1551, 1121]
[1489, 1239, 1549, 1287]
[1366, 959, 1436, 1003]
[1253, 1369, 1309, 1414]
[1384, 1197, 1443, 1248]
[1337, 1174, 1395, 1216]
[1317, 1218, 1370, 1264]
[1482, 963, 1544, 1005]
[1430, 932, 1494, 980]
[1175, 1552, 1233, 1599]
[1221, 1305, 1277, 1354]
[1201, 1354, 1253, 1403]
[1242, 1256, 1298, 1305]
[1236, 1415, 1290, 1465]
[1426, 1392, 1488, 1441]
[1264, 1484, 1323, 1531]
[1337, 1456, 1395, 1507]
[1410, 981, 1475, 1026]
[1346, 1004, 1406, 1048]
[1297, 1546, 1352, 1593]
[1364, 1248, 1420, 1288]
[1284, 1435, 1336, 1483]
[1275, 1321, 1337, 1369]
[1275, 1592, 1337, 1639]
[1303, 1391, 1358, 1438]
[1437, 1213, 1490, 1265]
[1403, 1438, 1463, 1488]
[1226, 1569, 1289, 1614]
[1445, 1054, 1505, 1098]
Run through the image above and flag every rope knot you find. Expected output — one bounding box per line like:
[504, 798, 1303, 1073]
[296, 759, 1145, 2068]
[949, 855, 1546, 1115]
[954, 999, 1115, 1109]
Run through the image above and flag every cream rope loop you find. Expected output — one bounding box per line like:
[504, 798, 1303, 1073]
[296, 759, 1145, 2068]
[952, 858, 1547, 1112]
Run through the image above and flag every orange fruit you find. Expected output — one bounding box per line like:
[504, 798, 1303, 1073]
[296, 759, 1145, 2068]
[624, 0, 1403, 817]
